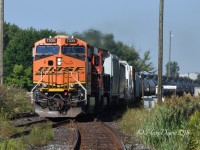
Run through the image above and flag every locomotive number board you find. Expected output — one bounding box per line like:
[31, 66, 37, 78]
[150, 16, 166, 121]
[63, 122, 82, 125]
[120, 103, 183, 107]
[46, 38, 57, 43]
[66, 38, 77, 43]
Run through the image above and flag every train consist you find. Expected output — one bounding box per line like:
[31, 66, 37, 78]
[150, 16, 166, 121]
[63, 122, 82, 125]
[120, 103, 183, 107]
[31, 35, 199, 118]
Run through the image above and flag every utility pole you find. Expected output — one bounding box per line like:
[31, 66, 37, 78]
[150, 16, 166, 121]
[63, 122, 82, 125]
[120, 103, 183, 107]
[157, 0, 164, 104]
[0, 0, 3, 85]
[168, 30, 172, 78]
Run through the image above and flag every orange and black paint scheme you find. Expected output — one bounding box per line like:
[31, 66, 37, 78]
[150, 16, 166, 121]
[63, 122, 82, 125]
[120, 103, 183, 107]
[32, 36, 109, 117]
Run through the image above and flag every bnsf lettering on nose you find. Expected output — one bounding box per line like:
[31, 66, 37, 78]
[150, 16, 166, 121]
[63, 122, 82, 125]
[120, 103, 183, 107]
[37, 67, 84, 72]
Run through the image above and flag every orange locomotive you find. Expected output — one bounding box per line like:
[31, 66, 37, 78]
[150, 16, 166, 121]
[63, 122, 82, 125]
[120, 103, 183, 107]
[31, 36, 109, 117]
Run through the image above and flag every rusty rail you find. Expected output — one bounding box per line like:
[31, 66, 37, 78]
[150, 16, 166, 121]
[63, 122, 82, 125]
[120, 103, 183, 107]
[100, 121, 126, 150]
[76, 121, 126, 150]
[67, 121, 81, 150]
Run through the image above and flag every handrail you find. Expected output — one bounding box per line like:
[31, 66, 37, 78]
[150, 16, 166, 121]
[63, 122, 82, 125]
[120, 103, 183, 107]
[70, 72, 87, 105]
[31, 71, 48, 104]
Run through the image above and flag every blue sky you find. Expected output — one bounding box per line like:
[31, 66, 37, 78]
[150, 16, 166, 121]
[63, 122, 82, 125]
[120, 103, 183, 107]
[4, 0, 200, 74]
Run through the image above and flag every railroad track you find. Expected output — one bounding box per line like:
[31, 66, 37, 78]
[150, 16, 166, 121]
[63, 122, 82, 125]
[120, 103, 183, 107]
[12, 113, 46, 127]
[11, 112, 39, 120]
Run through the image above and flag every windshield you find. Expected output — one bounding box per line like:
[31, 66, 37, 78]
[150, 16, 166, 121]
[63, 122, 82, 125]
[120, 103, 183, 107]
[62, 46, 85, 55]
[36, 45, 59, 55]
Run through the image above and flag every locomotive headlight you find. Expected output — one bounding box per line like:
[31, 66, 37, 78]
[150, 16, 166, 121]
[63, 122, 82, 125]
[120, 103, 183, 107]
[57, 61, 62, 66]
[70, 83, 75, 88]
[57, 58, 62, 66]
[43, 83, 48, 88]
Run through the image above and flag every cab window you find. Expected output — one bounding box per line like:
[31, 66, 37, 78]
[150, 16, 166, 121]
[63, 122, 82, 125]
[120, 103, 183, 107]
[62, 46, 85, 55]
[36, 45, 59, 55]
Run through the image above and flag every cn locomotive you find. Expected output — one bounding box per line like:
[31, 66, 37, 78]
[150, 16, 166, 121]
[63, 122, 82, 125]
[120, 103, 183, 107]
[31, 35, 134, 117]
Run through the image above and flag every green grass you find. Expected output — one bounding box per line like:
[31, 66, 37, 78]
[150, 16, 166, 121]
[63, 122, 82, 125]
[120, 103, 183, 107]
[187, 110, 200, 150]
[0, 85, 33, 119]
[0, 123, 54, 149]
[0, 119, 25, 141]
[25, 124, 54, 148]
[120, 94, 200, 150]
[0, 139, 26, 150]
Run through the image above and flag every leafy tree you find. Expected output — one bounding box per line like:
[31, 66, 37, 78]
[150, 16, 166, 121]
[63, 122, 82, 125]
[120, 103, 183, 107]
[6, 64, 26, 87]
[6, 65, 33, 90]
[3, 24, 56, 90]
[165, 61, 180, 78]
[136, 51, 155, 72]
[4, 22, 21, 52]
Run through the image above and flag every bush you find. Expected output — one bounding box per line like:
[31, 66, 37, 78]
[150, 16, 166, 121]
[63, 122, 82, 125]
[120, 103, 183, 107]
[120, 108, 148, 136]
[0, 86, 33, 118]
[187, 110, 200, 150]
[120, 95, 200, 150]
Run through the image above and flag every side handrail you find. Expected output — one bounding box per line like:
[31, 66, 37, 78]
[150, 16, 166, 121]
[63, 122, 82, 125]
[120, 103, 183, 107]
[31, 71, 48, 104]
[70, 72, 87, 105]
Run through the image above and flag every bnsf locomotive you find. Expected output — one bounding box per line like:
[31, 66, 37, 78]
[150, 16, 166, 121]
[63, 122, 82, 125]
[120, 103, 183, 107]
[31, 35, 134, 117]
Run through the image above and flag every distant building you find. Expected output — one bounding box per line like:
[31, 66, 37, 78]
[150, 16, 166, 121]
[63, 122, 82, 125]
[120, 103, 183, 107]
[179, 72, 200, 80]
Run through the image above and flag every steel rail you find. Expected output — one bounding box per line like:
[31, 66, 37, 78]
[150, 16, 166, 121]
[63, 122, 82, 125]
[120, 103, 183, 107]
[100, 121, 126, 150]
